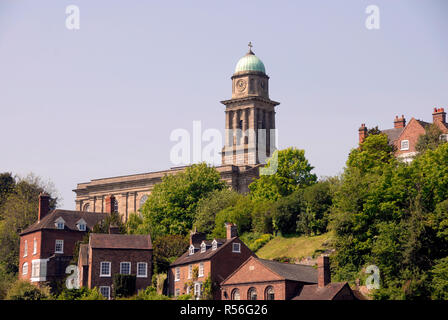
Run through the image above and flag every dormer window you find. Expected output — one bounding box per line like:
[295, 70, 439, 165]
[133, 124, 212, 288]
[54, 217, 65, 230]
[200, 242, 206, 253]
[212, 239, 217, 251]
[189, 245, 195, 255]
[76, 219, 87, 231]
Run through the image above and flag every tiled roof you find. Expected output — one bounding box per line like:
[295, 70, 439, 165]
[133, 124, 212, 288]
[292, 282, 350, 300]
[381, 128, 404, 144]
[170, 238, 231, 266]
[89, 233, 152, 250]
[258, 259, 317, 284]
[21, 210, 106, 235]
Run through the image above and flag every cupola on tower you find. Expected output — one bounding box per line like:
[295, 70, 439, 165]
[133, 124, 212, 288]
[221, 43, 280, 166]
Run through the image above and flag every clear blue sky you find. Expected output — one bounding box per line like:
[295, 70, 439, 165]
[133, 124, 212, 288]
[1, 0, 447, 209]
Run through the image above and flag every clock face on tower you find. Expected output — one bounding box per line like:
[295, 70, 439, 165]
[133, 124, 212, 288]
[236, 79, 247, 92]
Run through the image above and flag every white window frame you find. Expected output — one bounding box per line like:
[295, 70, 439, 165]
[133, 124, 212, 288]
[175, 288, 180, 297]
[212, 239, 217, 251]
[188, 264, 192, 279]
[198, 262, 204, 277]
[22, 262, 28, 275]
[76, 219, 87, 231]
[232, 243, 241, 253]
[23, 240, 28, 257]
[30, 259, 48, 282]
[120, 262, 131, 275]
[55, 217, 66, 230]
[189, 245, 195, 255]
[99, 286, 111, 299]
[100, 261, 111, 277]
[137, 262, 148, 278]
[55, 240, 64, 254]
[175, 267, 180, 281]
[33, 238, 37, 255]
[400, 139, 410, 151]
[200, 242, 206, 253]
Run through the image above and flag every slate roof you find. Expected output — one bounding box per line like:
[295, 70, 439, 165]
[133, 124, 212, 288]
[381, 128, 404, 144]
[170, 238, 231, 266]
[21, 209, 107, 236]
[258, 259, 317, 284]
[89, 233, 152, 250]
[292, 282, 351, 300]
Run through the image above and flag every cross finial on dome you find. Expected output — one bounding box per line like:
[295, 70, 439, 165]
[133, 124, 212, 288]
[248, 41, 254, 54]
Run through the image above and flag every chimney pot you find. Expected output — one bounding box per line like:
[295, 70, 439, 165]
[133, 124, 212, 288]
[394, 115, 406, 128]
[433, 107, 446, 124]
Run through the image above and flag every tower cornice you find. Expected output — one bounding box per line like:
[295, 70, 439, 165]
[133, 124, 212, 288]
[220, 96, 280, 107]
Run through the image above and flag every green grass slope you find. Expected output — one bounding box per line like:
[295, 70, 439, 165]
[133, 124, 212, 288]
[255, 232, 333, 261]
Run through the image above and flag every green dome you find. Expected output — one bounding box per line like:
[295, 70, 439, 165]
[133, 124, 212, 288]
[234, 51, 266, 74]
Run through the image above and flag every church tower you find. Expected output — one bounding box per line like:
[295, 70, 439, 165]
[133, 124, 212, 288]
[221, 43, 280, 166]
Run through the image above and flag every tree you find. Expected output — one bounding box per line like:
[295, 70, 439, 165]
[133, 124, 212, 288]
[153, 234, 189, 274]
[297, 180, 333, 235]
[193, 189, 242, 234]
[271, 190, 303, 235]
[212, 196, 254, 238]
[249, 147, 317, 202]
[0, 174, 58, 274]
[430, 256, 448, 300]
[416, 123, 445, 153]
[140, 163, 226, 238]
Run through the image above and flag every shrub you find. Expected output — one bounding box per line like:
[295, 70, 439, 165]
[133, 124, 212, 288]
[113, 274, 136, 298]
[6, 280, 50, 300]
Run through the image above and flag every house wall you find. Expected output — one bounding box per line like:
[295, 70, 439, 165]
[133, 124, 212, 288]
[87, 247, 153, 296]
[221, 281, 286, 300]
[169, 260, 212, 297]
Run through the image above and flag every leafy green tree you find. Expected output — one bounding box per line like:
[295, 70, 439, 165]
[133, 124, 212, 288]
[152, 234, 189, 274]
[140, 163, 226, 238]
[416, 123, 445, 153]
[193, 189, 242, 234]
[297, 181, 333, 235]
[249, 147, 317, 202]
[0, 172, 15, 213]
[212, 196, 254, 238]
[0, 174, 58, 274]
[271, 190, 303, 235]
[430, 256, 448, 300]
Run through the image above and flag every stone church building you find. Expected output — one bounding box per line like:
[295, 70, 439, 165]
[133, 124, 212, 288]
[73, 44, 279, 221]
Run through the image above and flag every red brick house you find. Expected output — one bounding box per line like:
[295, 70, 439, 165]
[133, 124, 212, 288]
[78, 230, 153, 299]
[359, 107, 448, 162]
[19, 193, 106, 286]
[221, 256, 356, 300]
[168, 223, 255, 300]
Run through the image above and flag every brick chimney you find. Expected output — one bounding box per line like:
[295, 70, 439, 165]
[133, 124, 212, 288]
[190, 227, 206, 245]
[317, 255, 331, 288]
[105, 195, 115, 214]
[38, 192, 51, 222]
[394, 115, 406, 128]
[433, 107, 446, 124]
[109, 223, 120, 234]
[358, 123, 367, 144]
[225, 222, 238, 239]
